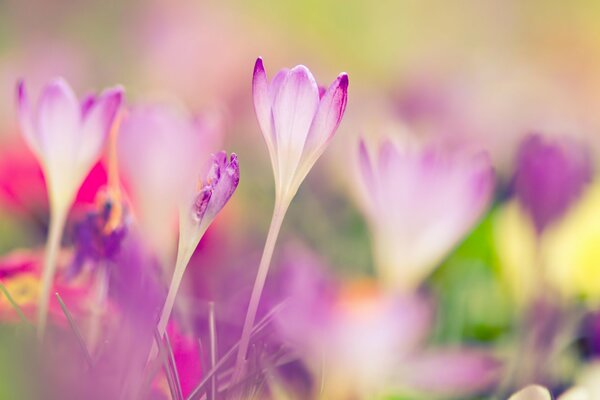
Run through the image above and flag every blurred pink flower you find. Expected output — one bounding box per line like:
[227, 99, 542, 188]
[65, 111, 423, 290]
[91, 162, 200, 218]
[15, 78, 122, 213]
[276, 251, 499, 399]
[118, 104, 223, 258]
[253, 57, 348, 203]
[357, 137, 494, 291]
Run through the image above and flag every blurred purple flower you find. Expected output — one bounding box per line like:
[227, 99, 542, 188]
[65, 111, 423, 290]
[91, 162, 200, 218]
[15, 78, 122, 211]
[118, 104, 223, 257]
[357, 138, 494, 292]
[253, 57, 348, 203]
[68, 191, 128, 278]
[276, 251, 499, 399]
[513, 133, 592, 233]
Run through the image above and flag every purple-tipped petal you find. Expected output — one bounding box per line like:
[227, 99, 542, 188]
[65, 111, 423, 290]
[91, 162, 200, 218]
[304, 73, 348, 157]
[80, 93, 97, 117]
[252, 58, 274, 149]
[15, 80, 40, 156]
[78, 86, 123, 166]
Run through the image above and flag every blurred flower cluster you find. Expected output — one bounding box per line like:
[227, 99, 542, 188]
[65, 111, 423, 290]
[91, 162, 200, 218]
[3, 1, 600, 399]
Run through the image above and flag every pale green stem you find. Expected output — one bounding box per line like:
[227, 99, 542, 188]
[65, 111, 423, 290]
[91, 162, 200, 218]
[149, 223, 208, 361]
[232, 196, 289, 382]
[37, 204, 68, 339]
[88, 264, 109, 353]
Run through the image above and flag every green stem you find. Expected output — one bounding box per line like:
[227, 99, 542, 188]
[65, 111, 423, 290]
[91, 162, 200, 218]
[37, 205, 68, 339]
[232, 197, 289, 382]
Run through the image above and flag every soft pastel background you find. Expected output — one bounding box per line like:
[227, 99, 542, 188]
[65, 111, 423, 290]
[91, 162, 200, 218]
[3, 1, 600, 399]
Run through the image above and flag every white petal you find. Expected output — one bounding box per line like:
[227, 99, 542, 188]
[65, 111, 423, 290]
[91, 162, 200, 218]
[271, 65, 319, 194]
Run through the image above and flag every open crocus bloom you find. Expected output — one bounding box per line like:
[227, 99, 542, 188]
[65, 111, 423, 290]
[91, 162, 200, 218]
[276, 251, 499, 400]
[358, 138, 494, 292]
[118, 104, 222, 258]
[252, 57, 348, 204]
[16, 78, 123, 213]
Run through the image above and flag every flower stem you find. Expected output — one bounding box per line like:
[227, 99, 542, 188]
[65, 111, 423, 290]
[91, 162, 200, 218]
[149, 226, 206, 362]
[88, 264, 109, 353]
[157, 249, 189, 338]
[232, 198, 288, 382]
[37, 205, 68, 339]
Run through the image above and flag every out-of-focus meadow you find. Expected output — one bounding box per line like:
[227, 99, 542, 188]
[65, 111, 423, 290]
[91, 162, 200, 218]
[3, 1, 600, 399]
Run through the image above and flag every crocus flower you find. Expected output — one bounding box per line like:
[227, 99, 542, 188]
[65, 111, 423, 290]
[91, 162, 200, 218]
[234, 57, 348, 379]
[118, 104, 223, 260]
[357, 138, 494, 292]
[252, 57, 348, 205]
[156, 151, 239, 339]
[16, 78, 122, 214]
[275, 250, 499, 400]
[15, 78, 122, 335]
[513, 133, 592, 233]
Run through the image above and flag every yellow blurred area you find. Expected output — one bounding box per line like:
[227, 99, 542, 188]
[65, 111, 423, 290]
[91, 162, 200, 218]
[496, 182, 600, 307]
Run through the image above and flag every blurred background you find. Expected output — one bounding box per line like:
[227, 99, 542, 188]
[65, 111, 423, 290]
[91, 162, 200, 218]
[3, 0, 600, 398]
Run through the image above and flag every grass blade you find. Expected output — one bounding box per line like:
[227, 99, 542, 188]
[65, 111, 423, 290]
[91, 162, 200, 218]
[55, 292, 93, 369]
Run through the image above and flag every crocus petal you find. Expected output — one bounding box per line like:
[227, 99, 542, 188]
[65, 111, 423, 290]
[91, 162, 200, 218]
[78, 86, 123, 167]
[252, 57, 277, 171]
[15, 80, 40, 156]
[271, 65, 319, 192]
[358, 138, 376, 200]
[559, 388, 589, 400]
[36, 78, 80, 168]
[196, 152, 240, 228]
[303, 73, 348, 161]
[291, 73, 348, 190]
[509, 385, 552, 400]
[401, 349, 500, 396]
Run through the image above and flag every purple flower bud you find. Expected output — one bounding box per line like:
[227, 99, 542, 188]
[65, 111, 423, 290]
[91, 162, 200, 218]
[191, 151, 239, 228]
[513, 134, 592, 232]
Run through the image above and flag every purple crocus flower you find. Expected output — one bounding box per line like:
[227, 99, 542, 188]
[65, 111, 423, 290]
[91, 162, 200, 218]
[275, 249, 500, 399]
[253, 57, 348, 203]
[357, 138, 494, 292]
[178, 151, 240, 262]
[16, 78, 122, 211]
[512, 133, 592, 233]
[68, 190, 128, 278]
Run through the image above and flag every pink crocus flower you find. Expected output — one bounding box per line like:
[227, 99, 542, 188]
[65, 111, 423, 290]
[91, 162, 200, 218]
[276, 251, 500, 400]
[357, 138, 494, 292]
[16, 78, 122, 213]
[252, 57, 348, 204]
[15, 78, 122, 335]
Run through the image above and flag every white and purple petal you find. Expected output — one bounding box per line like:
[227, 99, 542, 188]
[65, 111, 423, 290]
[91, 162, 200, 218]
[271, 65, 320, 192]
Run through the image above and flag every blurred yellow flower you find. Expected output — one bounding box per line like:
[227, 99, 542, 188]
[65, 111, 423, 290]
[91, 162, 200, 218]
[496, 182, 600, 306]
[544, 182, 600, 304]
[494, 200, 538, 307]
